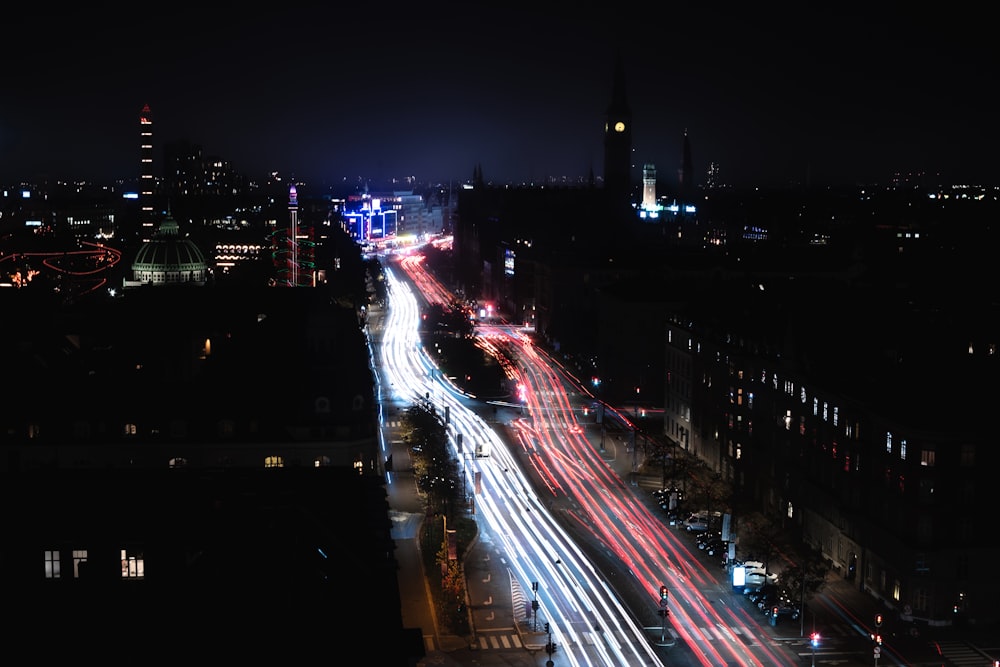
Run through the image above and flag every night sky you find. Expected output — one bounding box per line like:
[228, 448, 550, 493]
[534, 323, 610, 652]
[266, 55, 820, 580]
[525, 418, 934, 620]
[2, 5, 996, 189]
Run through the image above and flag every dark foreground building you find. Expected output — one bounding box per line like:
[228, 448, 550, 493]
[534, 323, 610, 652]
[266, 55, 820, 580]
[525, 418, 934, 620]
[0, 254, 420, 662]
[2, 466, 418, 662]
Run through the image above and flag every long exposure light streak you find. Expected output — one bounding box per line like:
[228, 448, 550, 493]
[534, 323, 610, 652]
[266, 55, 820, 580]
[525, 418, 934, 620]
[379, 262, 664, 667]
[386, 251, 800, 666]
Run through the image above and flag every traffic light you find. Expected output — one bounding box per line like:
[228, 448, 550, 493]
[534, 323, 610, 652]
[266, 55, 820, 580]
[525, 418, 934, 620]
[659, 585, 669, 600]
[810, 632, 820, 648]
[873, 633, 883, 645]
[875, 613, 883, 628]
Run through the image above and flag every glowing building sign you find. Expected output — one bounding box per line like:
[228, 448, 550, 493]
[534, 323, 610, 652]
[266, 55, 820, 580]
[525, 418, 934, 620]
[504, 248, 515, 276]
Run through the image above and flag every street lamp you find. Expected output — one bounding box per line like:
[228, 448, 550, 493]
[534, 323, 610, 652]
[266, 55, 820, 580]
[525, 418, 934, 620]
[592, 376, 606, 452]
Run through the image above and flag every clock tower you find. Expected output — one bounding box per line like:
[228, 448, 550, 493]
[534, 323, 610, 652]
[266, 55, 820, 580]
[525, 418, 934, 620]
[603, 53, 632, 206]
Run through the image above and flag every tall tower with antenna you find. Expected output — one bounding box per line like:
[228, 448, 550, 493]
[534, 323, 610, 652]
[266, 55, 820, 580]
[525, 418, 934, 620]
[139, 104, 155, 239]
[678, 129, 693, 199]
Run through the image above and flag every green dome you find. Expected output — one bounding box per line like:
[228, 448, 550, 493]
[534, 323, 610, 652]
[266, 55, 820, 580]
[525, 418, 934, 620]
[131, 213, 207, 286]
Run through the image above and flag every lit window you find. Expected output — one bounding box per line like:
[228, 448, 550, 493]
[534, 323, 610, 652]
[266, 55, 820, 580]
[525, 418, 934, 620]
[124, 423, 137, 436]
[121, 548, 144, 579]
[786, 502, 794, 519]
[900, 439, 907, 461]
[265, 455, 284, 468]
[44, 550, 61, 579]
[73, 550, 88, 579]
[920, 450, 935, 467]
[886, 432, 893, 454]
[833, 406, 839, 427]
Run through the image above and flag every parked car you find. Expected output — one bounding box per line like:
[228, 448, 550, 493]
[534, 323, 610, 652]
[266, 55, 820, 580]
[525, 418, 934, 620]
[696, 531, 721, 548]
[738, 560, 765, 571]
[755, 587, 782, 611]
[664, 507, 685, 525]
[705, 538, 729, 557]
[768, 595, 801, 621]
[744, 583, 777, 603]
[684, 510, 722, 532]
[744, 567, 778, 587]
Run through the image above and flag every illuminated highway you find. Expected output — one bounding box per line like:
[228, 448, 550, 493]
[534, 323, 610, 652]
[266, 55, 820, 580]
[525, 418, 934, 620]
[478, 325, 796, 666]
[379, 259, 664, 667]
[383, 251, 805, 666]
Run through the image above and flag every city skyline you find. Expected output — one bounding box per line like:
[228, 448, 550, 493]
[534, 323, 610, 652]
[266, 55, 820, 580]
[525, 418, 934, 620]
[2, 5, 996, 188]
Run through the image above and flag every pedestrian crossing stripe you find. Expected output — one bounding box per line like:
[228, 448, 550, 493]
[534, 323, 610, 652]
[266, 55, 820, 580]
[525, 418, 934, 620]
[934, 640, 995, 666]
[509, 570, 529, 621]
[667, 622, 876, 643]
[475, 633, 524, 650]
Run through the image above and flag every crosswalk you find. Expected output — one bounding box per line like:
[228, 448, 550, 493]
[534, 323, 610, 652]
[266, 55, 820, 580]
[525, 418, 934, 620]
[662, 623, 998, 667]
[659, 619, 894, 645]
[473, 631, 525, 650]
[448, 622, 998, 661]
[933, 639, 996, 666]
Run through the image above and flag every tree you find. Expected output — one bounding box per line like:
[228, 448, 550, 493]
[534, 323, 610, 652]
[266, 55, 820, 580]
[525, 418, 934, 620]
[736, 510, 783, 572]
[403, 402, 460, 516]
[778, 550, 830, 635]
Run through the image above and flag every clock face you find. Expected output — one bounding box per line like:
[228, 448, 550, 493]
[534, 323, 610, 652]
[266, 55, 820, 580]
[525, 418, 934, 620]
[614, 121, 625, 133]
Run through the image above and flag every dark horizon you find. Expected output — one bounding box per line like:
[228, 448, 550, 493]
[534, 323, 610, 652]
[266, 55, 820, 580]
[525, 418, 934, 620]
[2, 6, 997, 189]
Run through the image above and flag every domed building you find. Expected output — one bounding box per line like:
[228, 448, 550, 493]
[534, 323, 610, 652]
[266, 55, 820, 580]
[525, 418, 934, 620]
[124, 212, 208, 288]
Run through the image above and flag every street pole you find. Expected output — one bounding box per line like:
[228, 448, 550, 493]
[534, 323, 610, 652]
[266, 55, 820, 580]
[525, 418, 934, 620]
[658, 585, 669, 642]
[544, 622, 556, 667]
[532, 581, 539, 632]
[800, 574, 806, 637]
